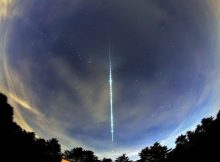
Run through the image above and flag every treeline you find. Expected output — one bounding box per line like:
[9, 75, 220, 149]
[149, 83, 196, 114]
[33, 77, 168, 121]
[137, 110, 220, 162]
[0, 93, 62, 162]
[1, 92, 220, 162]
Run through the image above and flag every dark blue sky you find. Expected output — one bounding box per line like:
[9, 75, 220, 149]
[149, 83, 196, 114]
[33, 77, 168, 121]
[1, 0, 220, 159]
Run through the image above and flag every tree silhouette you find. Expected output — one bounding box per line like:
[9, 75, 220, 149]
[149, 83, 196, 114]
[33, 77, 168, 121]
[186, 131, 197, 142]
[139, 142, 170, 162]
[175, 134, 188, 146]
[0, 93, 61, 162]
[64, 147, 84, 162]
[115, 154, 131, 162]
[0, 93, 13, 124]
[217, 110, 220, 120]
[102, 158, 113, 162]
[47, 138, 62, 162]
[63, 147, 99, 162]
[83, 150, 98, 162]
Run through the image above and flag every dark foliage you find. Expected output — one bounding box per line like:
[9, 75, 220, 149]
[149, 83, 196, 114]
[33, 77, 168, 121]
[63, 147, 99, 162]
[103, 158, 113, 162]
[166, 114, 220, 162]
[115, 154, 131, 162]
[139, 142, 170, 162]
[0, 93, 62, 162]
[138, 110, 220, 162]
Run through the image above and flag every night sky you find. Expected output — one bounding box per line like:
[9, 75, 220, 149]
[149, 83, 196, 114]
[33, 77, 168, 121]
[1, 0, 220, 159]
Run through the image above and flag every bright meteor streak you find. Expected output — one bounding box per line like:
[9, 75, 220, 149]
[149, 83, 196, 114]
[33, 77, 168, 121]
[109, 43, 114, 142]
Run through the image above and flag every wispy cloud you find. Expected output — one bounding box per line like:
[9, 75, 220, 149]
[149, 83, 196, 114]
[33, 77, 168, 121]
[0, 0, 13, 19]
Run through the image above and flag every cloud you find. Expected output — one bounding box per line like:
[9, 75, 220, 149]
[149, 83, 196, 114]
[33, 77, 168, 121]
[0, 0, 30, 21]
[51, 58, 109, 124]
[0, 0, 13, 19]
[8, 93, 41, 114]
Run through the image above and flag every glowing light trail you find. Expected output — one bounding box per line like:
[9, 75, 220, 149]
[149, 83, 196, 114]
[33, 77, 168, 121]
[109, 41, 114, 142]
